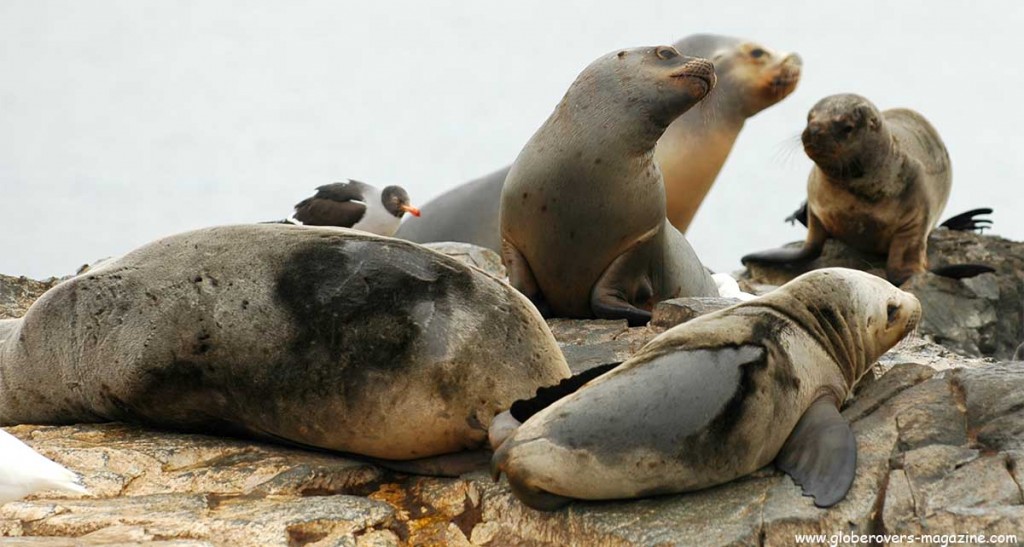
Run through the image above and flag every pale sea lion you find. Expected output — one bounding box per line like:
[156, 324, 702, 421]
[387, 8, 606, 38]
[656, 34, 802, 233]
[395, 167, 508, 252]
[500, 46, 719, 326]
[0, 225, 570, 472]
[742, 94, 952, 285]
[396, 34, 799, 250]
[492, 268, 921, 510]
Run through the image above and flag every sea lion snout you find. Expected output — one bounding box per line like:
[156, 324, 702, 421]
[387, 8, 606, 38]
[671, 58, 717, 91]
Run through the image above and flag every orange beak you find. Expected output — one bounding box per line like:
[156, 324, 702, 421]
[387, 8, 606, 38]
[401, 204, 421, 217]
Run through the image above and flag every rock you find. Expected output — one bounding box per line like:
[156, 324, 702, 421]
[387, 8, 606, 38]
[0, 275, 58, 320]
[903, 272, 1001, 358]
[742, 229, 1024, 360]
[951, 362, 1024, 451]
[546, 319, 657, 374]
[421, 242, 506, 279]
[4, 268, 1024, 545]
[650, 297, 741, 330]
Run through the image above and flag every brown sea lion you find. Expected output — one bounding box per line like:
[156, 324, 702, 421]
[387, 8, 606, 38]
[743, 94, 952, 284]
[499, 46, 719, 326]
[656, 34, 802, 233]
[491, 268, 921, 510]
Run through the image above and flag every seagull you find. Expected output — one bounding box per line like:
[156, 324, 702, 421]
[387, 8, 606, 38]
[290, 179, 420, 237]
[0, 428, 88, 504]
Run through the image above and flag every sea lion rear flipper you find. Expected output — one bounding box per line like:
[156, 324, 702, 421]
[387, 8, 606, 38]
[930, 264, 996, 279]
[489, 362, 621, 451]
[775, 396, 856, 508]
[785, 201, 808, 227]
[939, 208, 993, 233]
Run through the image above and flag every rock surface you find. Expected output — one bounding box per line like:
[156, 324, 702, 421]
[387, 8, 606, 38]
[0, 275, 59, 320]
[743, 229, 1024, 360]
[3, 241, 1024, 545]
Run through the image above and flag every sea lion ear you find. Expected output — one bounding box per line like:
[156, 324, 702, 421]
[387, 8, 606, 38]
[775, 395, 857, 508]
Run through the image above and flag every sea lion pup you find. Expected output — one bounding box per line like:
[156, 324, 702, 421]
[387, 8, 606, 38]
[656, 34, 802, 233]
[500, 46, 719, 326]
[0, 225, 570, 475]
[491, 268, 921, 511]
[742, 94, 953, 285]
[396, 34, 801, 250]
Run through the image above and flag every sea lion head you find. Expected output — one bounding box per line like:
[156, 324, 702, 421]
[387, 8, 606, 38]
[675, 34, 802, 119]
[562, 46, 716, 146]
[802, 94, 888, 179]
[757, 268, 920, 386]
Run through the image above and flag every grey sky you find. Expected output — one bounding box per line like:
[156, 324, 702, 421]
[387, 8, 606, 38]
[2, 1, 1021, 278]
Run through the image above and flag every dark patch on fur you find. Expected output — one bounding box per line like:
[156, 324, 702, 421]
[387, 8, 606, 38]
[706, 352, 769, 437]
[117, 237, 478, 438]
[509, 361, 620, 422]
[270, 240, 474, 407]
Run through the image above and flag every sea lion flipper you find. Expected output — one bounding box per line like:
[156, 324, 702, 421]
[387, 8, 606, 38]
[775, 396, 856, 508]
[930, 263, 996, 280]
[939, 208, 994, 233]
[590, 249, 656, 327]
[502, 239, 551, 316]
[784, 201, 809, 227]
[744, 210, 826, 266]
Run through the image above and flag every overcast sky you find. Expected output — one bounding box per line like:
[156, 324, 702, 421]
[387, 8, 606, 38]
[2, 1, 1022, 278]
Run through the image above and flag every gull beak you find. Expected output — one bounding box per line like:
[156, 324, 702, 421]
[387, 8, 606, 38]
[401, 204, 421, 217]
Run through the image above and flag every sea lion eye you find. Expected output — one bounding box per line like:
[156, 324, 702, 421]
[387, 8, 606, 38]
[750, 48, 766, 59]
[886, 303, 900, 324]
[655, 47, 679, 61]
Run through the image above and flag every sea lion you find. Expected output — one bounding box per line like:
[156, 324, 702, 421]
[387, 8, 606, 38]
[742, 94, 952, 285]
[396, 34, 799, 250]
[395, 167, 508, 252]
[0, 225, 570, 472]
[656, 34, 802, 233]
[500, 46, 719, 326]
[291, 180, 420, 236]
[491, 268, 921, 510]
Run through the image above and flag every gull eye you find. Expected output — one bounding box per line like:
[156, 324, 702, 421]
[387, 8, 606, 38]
[655, 46, 679, 61]
[750, 48, 766, 59]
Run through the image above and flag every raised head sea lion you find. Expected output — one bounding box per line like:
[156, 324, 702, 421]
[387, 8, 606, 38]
[0, 225, 570, 473]
[656, 34, 802, 233]
[491, 268, 921, 510]
[396, 34, 800, 250]
[743, 94, 952, 284]
[499, 46, 719, 326]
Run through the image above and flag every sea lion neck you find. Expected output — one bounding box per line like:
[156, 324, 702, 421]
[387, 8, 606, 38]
[549, 88, 667, 157]
[751, 293, 872, 389]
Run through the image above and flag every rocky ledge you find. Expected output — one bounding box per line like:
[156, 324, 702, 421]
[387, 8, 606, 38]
[2, 232, 1023, 546]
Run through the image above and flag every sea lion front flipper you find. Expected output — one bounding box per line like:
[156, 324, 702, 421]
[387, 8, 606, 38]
[785, 201, 809, 227]
[590, 250, 655, 327]
[775, 396, 857, 508]
[939, 207, 993, 233]
[743, 210, 827, 266]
